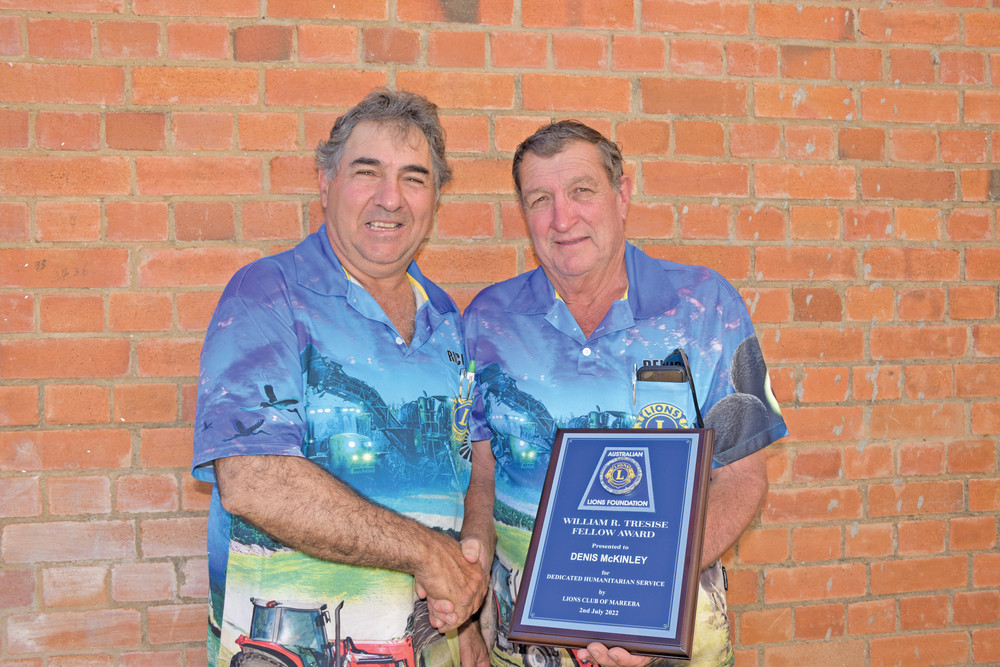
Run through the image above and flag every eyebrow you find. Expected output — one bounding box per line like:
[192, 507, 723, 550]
[349, 156, 431, 176]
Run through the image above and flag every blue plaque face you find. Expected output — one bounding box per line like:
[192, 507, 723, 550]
[508, 428, 714, 659]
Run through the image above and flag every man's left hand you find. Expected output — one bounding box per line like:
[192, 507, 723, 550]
[577, 643, 655, 667]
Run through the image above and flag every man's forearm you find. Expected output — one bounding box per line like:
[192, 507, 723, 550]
[216, 454, 447, 571]
[461, 440, 497, 556]
[699, 449, 768, 568]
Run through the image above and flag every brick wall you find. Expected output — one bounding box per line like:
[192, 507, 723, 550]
[1, 1, 998, 665]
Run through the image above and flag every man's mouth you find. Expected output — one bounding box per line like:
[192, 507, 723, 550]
[367, 221, 403, 231]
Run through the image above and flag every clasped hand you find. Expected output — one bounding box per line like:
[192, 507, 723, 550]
[414, 536, 490, 633]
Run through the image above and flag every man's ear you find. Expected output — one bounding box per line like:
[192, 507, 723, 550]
[618, 174, 633, 221]
[318, 169, 330, 208]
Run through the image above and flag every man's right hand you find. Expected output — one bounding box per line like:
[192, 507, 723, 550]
[414, 535, 488, 633]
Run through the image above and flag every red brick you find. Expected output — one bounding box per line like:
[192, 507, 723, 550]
[44, 384, 111, 425]
[764, 563, 866, 602]
[616, 120, 670, 156]
[863, 247, 960, 281]
[27, 18, 92, 58]
[951, 516, 997, 551]
[795, 603, 845, 640]
[948, 439, 997, 474]
[670, 38, 724, 76]
[140, 427, 196, 469]
[173, 111, 233, 150]
[297, 24, 357, 63]
[899, 442, 946, 477]
[790, 447, 844, 483]
[839, 127, 885, 161]
[756, 246, 856, 281]
[834, 46, 882, 81]
[6, 609, 141, 653]
[399, 71, 516, 110]
[781, 45, 831, 80]
[644, 161, 748, 197]
[140, 517, 207, 557]
[972, 325, 1000, 357]
[954, 590, 1000, 626]
[894, 207, 942, 241]
[234, 24, 291, 62]
[643, 1, 748, 35]
[177, 291, 221, 332]
[847, 600, 896, 635]
[113, 384, 178, 423]
[0, 156, 130, 196]
[436, 201, 494, 239]
[889, 48, 936, 84]
[1, 428, 130, 472]
[967, 247, 1000, 280]
[755, 164, 855, 199]
[966, 12, 1000, 46]
[139, 248, 259, 289]
[266, 0, 383, 19]
[755, 83, 855, 120]
[624, 203, 675, 239]
[941, 50, 987, 84]
[0, 475, 41, 518]
[0, 13, 21, 56]
[3, 520, 134, 563]
[738, 527, 789, 564]
[174, 201, 235, 241]
[786, 126, 835, 160]
[870, 480, 964, 518]
[644, 244, 751, 282]
[872, 326, 966, 361]
[845, 443, 894, 480]
[790, 205, 839, 240]
[133, 66, 255, 105]
[165, 21, 229, 59]
[904, 364, 954, 401]
[0, 62, 123, 105]
[179, 557, 209, 597]
[792, 288, 843, 323]
[147, 603, 206, 644]
[870, 633, 970, 667]
[900, 594, 949, 630]
[553, 33, 607, 70]
[136, 337, 202, 378]
[117, 474, 179, 513]
[112, 562, 176, 602]
[39, 294, 104, 333]
[108, 292, 171, 332]
[182, 475, 213, 513]
[522, 0, 634, 29]
[889, 127, 938, 162]
[946, 208, 992, 241]
[0, 567, 35, 609]
[2, 338, 130, 379]
[0, 385, 38, 427]
[426, 30, 485, 68]
[845, 522, 894, 558]
[971, 477, 999, 511]
[860, 8, 960, 43]
[98, 20, 160, 59]
[363, 26, 418, 64]
[756, 4, 853, 40]
[735, 205, 784, 241]
[677, 203, 728, 239]
[440, 115, 490, 153]
[490, 31, 547, 68]
[727, 42, 778, 77]
[673, 120, 724, 157]
[973, 626, 1000, 664]
[0, 109, 28, 148]
[763, 487, 863, 524]
[415, 244, 518, 285]
[730, 123, 781, 158]
[106, 112, 166, 150]
[612, 34, 665, 71]
[740, 288, 790, 323]
[136, 156, 261, 195]
[740, 607, 792, 645]
[522, 73, 629, 112]
[240, 201, 302, 241]
[36, 111, 100, 151]
[36, 201, 101, 242]
[896, 287, 945, 321]
[41, 565, 108, 607]
[862, 89, 960, 124]
[642, 78, 747, 116]
[106, 201, 169, 242]
[791, 525, 841, 562]
[956, 363, 1000, 398]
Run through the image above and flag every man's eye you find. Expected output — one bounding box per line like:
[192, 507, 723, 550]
[528, 195, 550, 208]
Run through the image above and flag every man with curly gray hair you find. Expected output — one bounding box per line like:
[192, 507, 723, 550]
[193, 88, 494, 667]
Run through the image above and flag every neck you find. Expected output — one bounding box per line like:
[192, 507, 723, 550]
[356, 273, 417, 345]
[549, 259, 628, 339]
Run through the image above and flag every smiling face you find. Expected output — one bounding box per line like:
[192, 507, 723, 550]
[518, 140, 631, 290]
[319, 120, 436, 285]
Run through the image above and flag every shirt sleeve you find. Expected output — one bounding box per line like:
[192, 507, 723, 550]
[191, 268, 309, 483]
[705, 293, 788, 467]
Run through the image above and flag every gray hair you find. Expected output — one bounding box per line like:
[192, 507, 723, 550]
[315, 88, 452, 198]
[512, 120, 624, 204]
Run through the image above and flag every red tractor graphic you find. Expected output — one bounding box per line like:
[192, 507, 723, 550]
[230, 598, 413, 667]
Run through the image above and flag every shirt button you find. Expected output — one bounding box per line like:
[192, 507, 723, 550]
[582, 347, 592, 356]
[395, 336, 404, 345]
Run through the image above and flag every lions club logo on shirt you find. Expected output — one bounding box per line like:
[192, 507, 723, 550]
[634, 403, 689, 429]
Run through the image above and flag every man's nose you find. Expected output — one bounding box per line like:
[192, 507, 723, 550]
[550, 195, 574, 231]
[374, 177, 402, 210]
